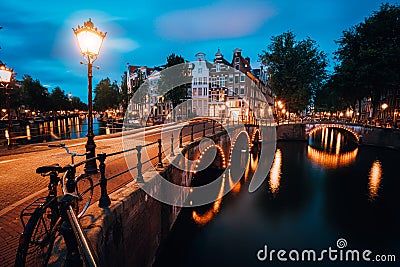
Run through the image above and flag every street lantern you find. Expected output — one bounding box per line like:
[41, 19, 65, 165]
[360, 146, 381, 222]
[0, 64, 13, 148]
[73, 18, 107, 174]
[0, 65, 12, 84]
[381, 103, 389, 127]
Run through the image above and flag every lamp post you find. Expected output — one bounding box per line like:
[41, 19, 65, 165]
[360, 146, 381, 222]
[381, 103, 388, 127]
[0, 64, 13, 148]
[73, 18, 106, 173]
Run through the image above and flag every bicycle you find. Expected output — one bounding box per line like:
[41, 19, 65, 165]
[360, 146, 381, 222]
[14, 144, 97, 266]
[48, 143, 94, 218]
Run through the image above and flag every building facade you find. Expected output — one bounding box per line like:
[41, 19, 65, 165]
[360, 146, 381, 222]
[191, 52, 209, 117]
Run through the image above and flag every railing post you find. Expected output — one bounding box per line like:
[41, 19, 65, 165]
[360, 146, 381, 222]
[190, 125, 194, 142]
[203, 121, 206, 137]
[212, 120, 215, 134]
[170, 133, 175, 156]
[179, 130, 183, 148]
[157, 138, 163, 168]
[98, 153, 111, 208]
[136, 145, 144, 183]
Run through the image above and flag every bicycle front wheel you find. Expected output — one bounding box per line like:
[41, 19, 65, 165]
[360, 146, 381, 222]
[62, 172, 94, 218]
[15, 201, 60, 267]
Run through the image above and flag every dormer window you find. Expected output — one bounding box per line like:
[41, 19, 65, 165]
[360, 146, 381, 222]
[235, 57, 240, 63]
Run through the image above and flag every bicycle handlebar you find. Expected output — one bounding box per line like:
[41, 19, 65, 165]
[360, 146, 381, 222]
[48, 143, 88, 157]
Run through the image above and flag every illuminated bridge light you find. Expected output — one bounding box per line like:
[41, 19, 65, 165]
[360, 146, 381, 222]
[250, 128, 262, 148]
[308, 124, 359, 143]
[195, 144, 227, 171]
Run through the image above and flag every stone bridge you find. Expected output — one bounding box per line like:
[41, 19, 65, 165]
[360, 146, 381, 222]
[277, 122, 400, 150]
[305, 123, 362, 143]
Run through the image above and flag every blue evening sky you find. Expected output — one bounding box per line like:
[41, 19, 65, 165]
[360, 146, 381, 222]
[0, 0, 396, 102]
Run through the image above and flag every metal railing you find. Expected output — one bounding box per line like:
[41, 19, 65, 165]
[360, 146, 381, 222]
[62, 118, 226, 210]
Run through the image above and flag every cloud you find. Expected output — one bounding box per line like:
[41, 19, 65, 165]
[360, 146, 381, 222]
[105, 37, 139, 53]
[155, 0, 276, 41]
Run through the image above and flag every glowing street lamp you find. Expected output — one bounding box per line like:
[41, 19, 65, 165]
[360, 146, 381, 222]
[73, 18, 106, 173]
[381, 103, 388, 127]
[0, 65, 12, 84]
[0, 64, 13, 148]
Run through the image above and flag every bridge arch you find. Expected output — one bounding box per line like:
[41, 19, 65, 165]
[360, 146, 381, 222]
[194, 143, 227, 173]
[250, 128, 262, 147]
[307, 124, 360, 143]
[229, 130, 251, 165]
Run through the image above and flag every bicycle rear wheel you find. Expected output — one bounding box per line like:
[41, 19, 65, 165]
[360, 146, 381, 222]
[15, 201, 60, 267]
[62, 172, 94, 218]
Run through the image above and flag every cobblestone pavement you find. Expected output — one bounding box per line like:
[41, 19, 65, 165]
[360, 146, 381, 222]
[0, 121, 216, 266]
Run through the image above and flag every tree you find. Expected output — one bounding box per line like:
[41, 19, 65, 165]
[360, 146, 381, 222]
[259, 31, 328, 114]
[49, 87, 70, 111]
[71, 96, 88, 111]
[120, 71, 130, 110]
[21, 75, 51, 112]
[93, 78, 121, 112]
[160, 53, 189, 107]
[333, 3, 400, 120]
[314, 74, 349, 112]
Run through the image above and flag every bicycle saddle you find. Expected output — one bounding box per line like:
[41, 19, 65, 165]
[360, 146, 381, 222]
[36, 164, 63, 174]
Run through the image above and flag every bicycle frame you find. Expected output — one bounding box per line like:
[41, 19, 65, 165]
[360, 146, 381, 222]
[16, 166, 99, 267]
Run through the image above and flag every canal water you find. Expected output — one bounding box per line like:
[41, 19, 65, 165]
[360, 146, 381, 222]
[0, 117, 122, 145]
[153, 128, 400, 267]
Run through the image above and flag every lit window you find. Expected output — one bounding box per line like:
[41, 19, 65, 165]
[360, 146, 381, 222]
[212, 77, 217, 87]
[220, 77, 225, 87]
[240, 86, 245, 95]
[219, 91, 225, 102]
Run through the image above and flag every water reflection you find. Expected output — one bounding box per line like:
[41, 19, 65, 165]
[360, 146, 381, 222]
[0, 117, 119, 145]
[191, 153, 257, 225]
[268, 149, 282, 196]
[192, 174, 226, 225]
[308, 127, 358, 169]
[228, 169, 241, 193]
[368, 160, 382, 201]
[26, 125, 31, 140]
[308, 146, 358, 169]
